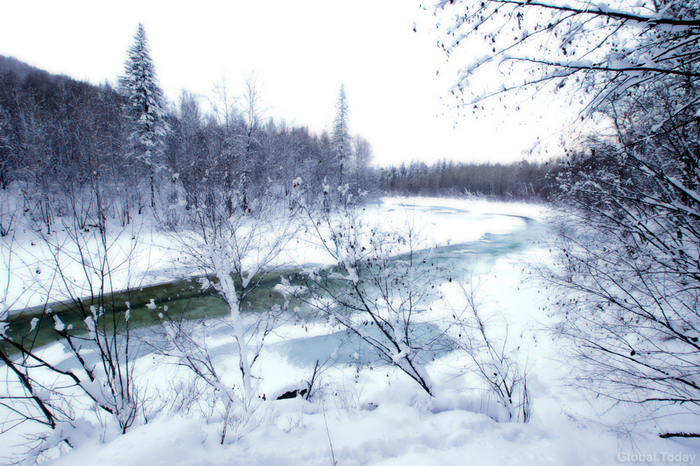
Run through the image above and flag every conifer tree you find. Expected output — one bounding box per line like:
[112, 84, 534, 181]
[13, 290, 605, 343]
[332, 84, 351, 190]
[120, 23, 168, 208]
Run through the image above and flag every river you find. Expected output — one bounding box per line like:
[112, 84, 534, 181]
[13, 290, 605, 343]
[3, 202, 547, 353]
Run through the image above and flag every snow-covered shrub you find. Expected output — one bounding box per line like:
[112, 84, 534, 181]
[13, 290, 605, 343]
[448, 280, 530, 422]
[161, 187, 301, 442]
[546, 77, 700, 434]
[295, 190, 451, 396]
[0, 217, 147, 462]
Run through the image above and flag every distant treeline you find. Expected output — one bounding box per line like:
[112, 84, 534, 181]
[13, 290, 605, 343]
[377, 159, 562, 199]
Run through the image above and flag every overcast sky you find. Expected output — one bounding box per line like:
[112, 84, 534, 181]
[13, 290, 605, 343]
[0, 0, 571, 167]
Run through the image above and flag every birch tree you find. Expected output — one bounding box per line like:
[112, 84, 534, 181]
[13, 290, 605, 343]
[164, 188, 301, 442]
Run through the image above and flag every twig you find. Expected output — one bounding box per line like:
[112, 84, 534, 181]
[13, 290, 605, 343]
[322, 399, 338, 466]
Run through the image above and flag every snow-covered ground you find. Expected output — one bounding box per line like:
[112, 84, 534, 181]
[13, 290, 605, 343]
[3, 197, 700, 465]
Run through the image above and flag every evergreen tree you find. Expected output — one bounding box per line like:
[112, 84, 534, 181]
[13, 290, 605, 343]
[120, 23, 168, 208]
[331, 84, 351, 190]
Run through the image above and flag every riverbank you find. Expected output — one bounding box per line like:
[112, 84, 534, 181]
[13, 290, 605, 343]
[3, 197, 696, 465]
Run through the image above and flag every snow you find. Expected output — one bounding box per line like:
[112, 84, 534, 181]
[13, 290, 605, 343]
[45, 401, 614, 466]
[0, 214, 189, 315]
[53, 315, 65, 332]
[3, 197, 699, 465]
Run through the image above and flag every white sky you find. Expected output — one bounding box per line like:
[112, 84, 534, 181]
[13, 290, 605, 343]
[0, 0, 572, 167]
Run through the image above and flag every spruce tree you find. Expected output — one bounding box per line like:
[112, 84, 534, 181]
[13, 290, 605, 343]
[332, 84, 351, 191]
[120, 23, 168, 208]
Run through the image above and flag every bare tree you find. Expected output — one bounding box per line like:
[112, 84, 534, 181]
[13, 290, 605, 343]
[433, 0, 700, 115]
[239, 73, 270, 212]
[352, 136, 376, 199]
[0, 210, 146, 462]
[207, 75, 244, 217]
[295, 194, 450, 396]
[164, 90, 208, 220]
[209, 75, 237, 132]
[436, 0, 700, 433]
[161, 186, 300, 442]
[452, 280, 530, 422]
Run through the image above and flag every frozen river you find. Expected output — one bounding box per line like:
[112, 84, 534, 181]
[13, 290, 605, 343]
[4, 199, 548, 351]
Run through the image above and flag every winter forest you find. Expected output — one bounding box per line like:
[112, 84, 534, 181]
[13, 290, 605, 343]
[3, 1, 700, 464]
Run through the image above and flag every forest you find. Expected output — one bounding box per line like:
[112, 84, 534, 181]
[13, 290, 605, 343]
[0, 50, 376, 235]
[3, 0, 700, 463]
[0, 48, 559, 238]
